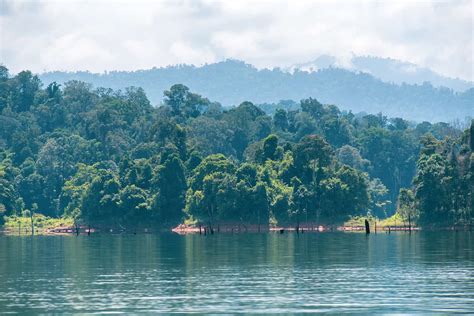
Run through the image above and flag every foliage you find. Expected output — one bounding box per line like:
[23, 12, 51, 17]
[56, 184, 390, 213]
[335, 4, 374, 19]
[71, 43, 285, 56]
[4, 214, 74, 233]
[409, 123, 473, 227]
[0, 65, 471, 229]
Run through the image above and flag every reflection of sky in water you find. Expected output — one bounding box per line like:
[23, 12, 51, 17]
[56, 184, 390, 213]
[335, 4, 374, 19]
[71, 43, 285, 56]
[0, 232, 473, 313]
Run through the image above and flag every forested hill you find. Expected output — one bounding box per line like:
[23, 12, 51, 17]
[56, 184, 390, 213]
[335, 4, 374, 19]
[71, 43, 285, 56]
[1, 66, 473, 230]
[290, 55, 474, 92]
[40, 60, 473, 122]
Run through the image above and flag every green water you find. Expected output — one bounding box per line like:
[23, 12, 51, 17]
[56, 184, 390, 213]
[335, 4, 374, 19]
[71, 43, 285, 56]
[0, 232, 473, 314]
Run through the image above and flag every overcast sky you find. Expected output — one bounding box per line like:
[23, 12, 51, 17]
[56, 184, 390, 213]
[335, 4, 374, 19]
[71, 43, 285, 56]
[1, 0, 473, 81]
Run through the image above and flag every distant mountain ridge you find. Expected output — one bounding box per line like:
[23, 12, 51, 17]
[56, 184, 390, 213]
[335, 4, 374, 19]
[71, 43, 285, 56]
[289, 55, 473, 92]
[39, 59, 474, 122]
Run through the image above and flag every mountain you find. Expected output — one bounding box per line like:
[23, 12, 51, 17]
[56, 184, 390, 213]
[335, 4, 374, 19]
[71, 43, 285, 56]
[39, 60, 473, 122]
[289, 55, 473, 92]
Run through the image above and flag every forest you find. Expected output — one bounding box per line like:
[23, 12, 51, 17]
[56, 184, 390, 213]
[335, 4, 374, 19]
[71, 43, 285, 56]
[0, 66, 473, 230]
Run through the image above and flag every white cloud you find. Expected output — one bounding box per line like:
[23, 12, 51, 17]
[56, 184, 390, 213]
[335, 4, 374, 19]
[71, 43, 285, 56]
[0, 0, 472, 81]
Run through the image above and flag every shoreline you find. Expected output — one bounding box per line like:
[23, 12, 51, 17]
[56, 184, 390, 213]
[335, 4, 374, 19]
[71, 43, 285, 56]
[171, 224, 425, 234]
[2, 224, 472, 236]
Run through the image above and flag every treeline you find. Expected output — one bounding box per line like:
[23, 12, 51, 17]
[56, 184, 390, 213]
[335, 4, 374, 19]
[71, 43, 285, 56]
[0, 66, 471, 229]
[40, 60, 474, 122]
[398, 128, 474, 228]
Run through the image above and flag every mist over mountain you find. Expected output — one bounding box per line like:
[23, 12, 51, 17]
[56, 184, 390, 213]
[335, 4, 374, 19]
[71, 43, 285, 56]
[39, 59, 473, 122]
[291, 55, 473, 92]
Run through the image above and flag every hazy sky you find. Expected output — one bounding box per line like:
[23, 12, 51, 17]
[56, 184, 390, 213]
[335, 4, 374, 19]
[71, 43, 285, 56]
[1, 0, 473, 81]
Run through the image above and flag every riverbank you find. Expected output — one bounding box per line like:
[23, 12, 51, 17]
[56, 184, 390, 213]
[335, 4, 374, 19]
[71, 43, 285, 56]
[3, 214, 470, 236]
[171, 214, 418, 234]
[171, 223, 423, 234]
[172, 223, 329, 234]
[2, 215, 75, 235]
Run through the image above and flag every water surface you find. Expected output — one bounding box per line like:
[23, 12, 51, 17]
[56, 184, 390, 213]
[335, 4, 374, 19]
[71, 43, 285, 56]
[0, 232, 473, 313]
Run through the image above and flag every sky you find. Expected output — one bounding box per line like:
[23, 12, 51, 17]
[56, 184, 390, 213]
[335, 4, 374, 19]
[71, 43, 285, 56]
[0, 0, 473, 81]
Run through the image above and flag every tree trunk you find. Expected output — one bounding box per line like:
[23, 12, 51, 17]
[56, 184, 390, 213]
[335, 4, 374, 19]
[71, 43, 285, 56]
[30, 212, 34, 236]
[258, 207, 261, 233]
[408, 214, 412, 233]
[305, 210, 308, 232]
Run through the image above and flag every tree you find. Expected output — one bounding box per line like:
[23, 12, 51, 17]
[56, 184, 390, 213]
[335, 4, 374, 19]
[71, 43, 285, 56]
[60, 164, 101, 219]
[0, 158, 21, 216]
[119, 185, 149, 226]
[190, 172, 225, 230]
[336, 145, 370, 171]
[319, 177, 347, 222]
[35, 135, 103, 216]
[151, 118, 187, 160]
[273, 109, 288, 131]
[331, 165, 369, 220]
[11, 71, 41, 112]
[163, 84, 209, 118]
[152, 154, 187, 226]
[46, 82, 61, 99]
[262, 134, 279, 162]
[164, 84, 189, 116]
[0, 178, 18, 216]
[367, 178, 391, 218]
[188, 154, 235, 191]
[358, 127, 418, 211]
[414, 153, 449, 226]
[470, 120, 474, 151]
[322, 117, 352, 147]
[290, 177, 310, 230]
[397, 188, 417, 228]
[81, 170, 121, 226]
[188, 116, 235, 158]
[293, 135, 333, 185]
[301, 98, 324, 120]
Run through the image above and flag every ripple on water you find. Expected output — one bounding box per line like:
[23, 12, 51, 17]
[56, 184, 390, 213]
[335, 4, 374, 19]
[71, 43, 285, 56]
[0, 232, 473, 313]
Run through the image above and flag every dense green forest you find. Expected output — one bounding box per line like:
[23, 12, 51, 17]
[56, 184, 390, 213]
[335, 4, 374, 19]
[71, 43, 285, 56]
[0, 66, 472, 230]
[40, 60, 474, 122]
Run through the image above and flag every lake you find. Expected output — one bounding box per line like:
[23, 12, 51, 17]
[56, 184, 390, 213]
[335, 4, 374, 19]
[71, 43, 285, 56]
[0, 232, 473, 313]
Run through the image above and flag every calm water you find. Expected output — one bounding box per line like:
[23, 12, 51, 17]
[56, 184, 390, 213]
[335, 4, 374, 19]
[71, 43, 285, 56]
[0, 232, 473, 314]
